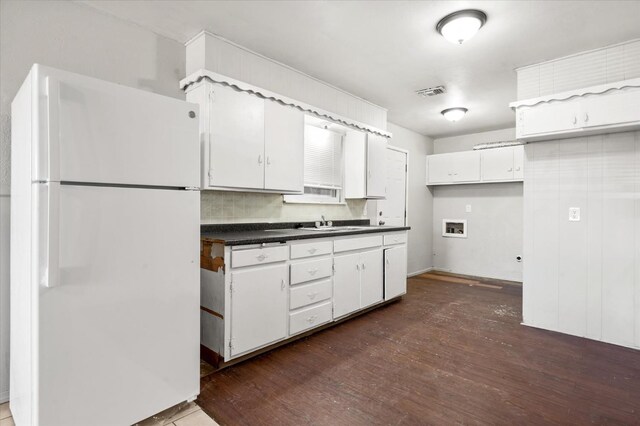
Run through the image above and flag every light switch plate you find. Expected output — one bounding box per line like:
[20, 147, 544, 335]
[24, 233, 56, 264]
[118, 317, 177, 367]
[465, 204, 472, 213]
[569, 207, 580, 221]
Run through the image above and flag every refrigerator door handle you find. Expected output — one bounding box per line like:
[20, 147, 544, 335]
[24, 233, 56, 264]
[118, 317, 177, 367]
[45, 76, 61, 181]
[41, 182, 60, 288]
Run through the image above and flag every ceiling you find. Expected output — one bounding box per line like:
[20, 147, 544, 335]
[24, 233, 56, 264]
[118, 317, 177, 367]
[79, 0, 640, 138]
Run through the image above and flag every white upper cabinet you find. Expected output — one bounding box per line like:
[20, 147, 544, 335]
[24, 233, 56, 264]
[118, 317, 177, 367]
[186, 80, 304, 192]
[581, 89, 640, 129]
[516, 98, 582, 140]
[264, 102, 304, 192]
[481, 147, 515, 181]
[366, 134, 388, 197]
[208, 84, 265, 190]
[344, 131, 388, 199]
[481, 146, 525, 182]
[512, 81, 640, 142]
[343, 130, 367, 199]
[427, 146, 523, 186]
[426, 151, 480, 185]
[425, 153, 452, 184]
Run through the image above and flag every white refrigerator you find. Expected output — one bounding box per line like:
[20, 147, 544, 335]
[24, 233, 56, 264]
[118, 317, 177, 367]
[10, 64, 201, 426]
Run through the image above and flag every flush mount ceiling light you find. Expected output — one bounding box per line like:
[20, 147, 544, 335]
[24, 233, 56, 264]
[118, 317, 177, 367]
[441, 107, 468, 122]
[436, 9, 487, 44]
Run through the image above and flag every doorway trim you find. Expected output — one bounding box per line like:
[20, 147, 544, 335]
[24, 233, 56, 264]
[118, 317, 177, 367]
[385, 145, 409, 227]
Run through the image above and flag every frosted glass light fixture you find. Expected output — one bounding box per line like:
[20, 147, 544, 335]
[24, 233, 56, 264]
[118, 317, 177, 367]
[437, 10, 487, 45]
[441, 107, 468, 122]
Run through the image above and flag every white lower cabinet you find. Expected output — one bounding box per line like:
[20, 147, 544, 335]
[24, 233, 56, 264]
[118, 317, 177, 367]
[360, 250, 384, 308]
[333, 248, 383, 317]
[200, 231, 408, 363]
[290, 279, 332, 310]
[289, 301, 332, 336]
[384, 245, 407, 300]
[230, 264, 288, 356]
[333, 252, 362, 318]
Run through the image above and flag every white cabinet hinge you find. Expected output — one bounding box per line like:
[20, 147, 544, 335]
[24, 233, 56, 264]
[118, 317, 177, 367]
[229, 339, 233, 351]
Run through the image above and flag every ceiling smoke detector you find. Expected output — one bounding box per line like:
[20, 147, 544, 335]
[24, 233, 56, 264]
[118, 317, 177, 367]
[416, 86, 446, 97]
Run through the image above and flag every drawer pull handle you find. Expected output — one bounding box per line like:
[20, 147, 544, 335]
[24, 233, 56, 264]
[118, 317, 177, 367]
[308, 248, 317, 254]
[308, 268, 319, 276]
[256, 254, 268, 261]
[361, 263, 366, 270]
[307, 292, 318, 300]
[386, 258, 390, 266]
[306, 315, 318, 324]
[281, 278, 285, 290]
[356, 264, 360, 271]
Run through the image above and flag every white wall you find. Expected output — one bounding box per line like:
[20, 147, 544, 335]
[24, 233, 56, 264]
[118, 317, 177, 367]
[523, 131, 640, 350]
[432, 184, 523, 282]
[516, 39, 640, 101]
[0, 0, 187, 403]
[386, 123, 434, 276]
[432, 128, 523, 281]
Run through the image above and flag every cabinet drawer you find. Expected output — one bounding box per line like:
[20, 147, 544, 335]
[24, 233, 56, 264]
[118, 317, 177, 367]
[384, 233, 407, 246]
[290, 257, 332, 284]
[334, 235, 382, 253]
[290, 240, 333, 259]
[231, 245, 288, 268]
[290, 279, 332, 310]
[289, 301, 332, 336]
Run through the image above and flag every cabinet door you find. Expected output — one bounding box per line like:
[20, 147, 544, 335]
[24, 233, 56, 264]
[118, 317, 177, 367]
[343, 130, 367, 199]
[481, 147, 514, 181]
[513, 145, 524, 179]
[451, 151, 480, 183]
[384, 246, 407, 300]
[517, 99, 580, 139]
[264, 102, 304, 192]
[209, 84, 265, 190]
[366, 134, 387, 197]
[230, 264, 287, 356]
[333, 253, 361, 318]
[427, 154, 452, 184]
[582, 89, 640, 129]
[360, 249, 383, 308]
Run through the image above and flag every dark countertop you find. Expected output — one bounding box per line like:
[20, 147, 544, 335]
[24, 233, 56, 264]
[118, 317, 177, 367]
[201, 220, 410, 246]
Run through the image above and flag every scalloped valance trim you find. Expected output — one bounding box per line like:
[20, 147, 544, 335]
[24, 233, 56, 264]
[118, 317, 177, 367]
[509, 77, 640, 109]
[180, 69, 392, 138]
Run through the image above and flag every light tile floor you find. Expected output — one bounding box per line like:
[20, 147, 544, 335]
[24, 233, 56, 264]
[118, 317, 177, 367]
[0, 401, 219, 426]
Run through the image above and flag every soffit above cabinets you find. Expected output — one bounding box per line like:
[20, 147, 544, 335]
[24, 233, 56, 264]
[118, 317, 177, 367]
[181, 69, 392, 138]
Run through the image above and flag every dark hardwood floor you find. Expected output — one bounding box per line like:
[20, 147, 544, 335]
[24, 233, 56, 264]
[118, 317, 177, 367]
[197, 272, 640, 425]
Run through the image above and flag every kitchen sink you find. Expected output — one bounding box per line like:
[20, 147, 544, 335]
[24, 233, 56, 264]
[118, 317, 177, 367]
[297, 226, 370, 232]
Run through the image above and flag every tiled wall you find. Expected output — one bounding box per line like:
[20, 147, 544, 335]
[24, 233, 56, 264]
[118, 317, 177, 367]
[200, 191, 368, 224]
[516, 39, 640, 100]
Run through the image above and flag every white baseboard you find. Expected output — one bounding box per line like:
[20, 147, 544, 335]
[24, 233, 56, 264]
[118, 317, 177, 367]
[407, 267, 433, 277]
[0, 390, 9, 404]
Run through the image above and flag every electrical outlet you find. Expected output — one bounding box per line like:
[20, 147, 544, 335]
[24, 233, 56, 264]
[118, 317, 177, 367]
[465, 204, 472, 213]
[569, 207, 580, 221]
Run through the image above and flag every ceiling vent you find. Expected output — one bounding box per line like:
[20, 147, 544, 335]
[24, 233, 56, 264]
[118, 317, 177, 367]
[416, 86, 446, 97]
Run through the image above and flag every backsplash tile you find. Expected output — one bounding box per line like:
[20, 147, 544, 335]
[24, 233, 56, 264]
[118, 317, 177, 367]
[201, 191, 368, 224]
